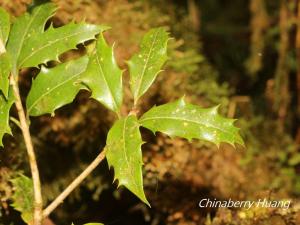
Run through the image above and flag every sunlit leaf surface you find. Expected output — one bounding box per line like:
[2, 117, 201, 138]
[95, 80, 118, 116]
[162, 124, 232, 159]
[140, 98, 244, 147]
[80, 33, 123, 113]
[128, 27, 169, 104]
[106, 115, 149, 206]
[26, 56, 89, 116]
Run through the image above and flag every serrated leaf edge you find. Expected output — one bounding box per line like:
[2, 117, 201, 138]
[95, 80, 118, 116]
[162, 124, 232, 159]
[27, 59, 88, 115]
[129, 28, 169, 103]
[139, 98, 244, 147]
[19, 22, 104, 67]
[84, 33, 123, 113]
[14, 3, 57, 70]
[107, 116, 150, 206]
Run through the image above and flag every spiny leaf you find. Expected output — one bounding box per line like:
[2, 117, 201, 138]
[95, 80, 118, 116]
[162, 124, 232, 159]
[6, 3, 56, 70]
[11, 175, 34, 224]
[18, 22, 109, 68]
[106, 115, 149, 206]
[0, 7, 10, 45]
[0, 53, 11, 98]
[128, 27, 169, 104]
[80, 33, 123, 113]
[139, 98, 244, 147]
[0, 90, 14, 147]
[26, 56, 89, 116]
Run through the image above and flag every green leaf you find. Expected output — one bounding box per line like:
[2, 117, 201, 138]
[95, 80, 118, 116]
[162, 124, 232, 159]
[288, 154, 300, 166]
[11, 175, 34, 224]
[139, 98, 244, 147]
[128, 27, 169, 104]
[18, 22, 108, 68]
[80, 33, 123, 113]
[0, 7, 10, 44]
[0, 53, 11, 98]
[106, 115, 149, 206]
[0, 90, 14, 147]
[6, 3, 56, 70]
[26, 56, 89, 116]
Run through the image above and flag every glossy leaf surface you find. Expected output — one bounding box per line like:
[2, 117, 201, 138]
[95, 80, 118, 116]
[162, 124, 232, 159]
[80, 33, 123, 113]
[128, 28, 169, 103]
[6, 3, 56, 70]
[26, 56, 89, 116]
[18, 22, 107, 68]
[0, 7, 10, 44]
[106, 115, 149, 205]
[140, 98, 244, 147]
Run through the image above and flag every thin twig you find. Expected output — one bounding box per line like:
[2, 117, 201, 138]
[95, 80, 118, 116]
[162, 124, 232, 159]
[10, 116, 22, 130]
[10, 75, 43, 225]
[1, 38, 43, 225]
[43, 148, 107, 218]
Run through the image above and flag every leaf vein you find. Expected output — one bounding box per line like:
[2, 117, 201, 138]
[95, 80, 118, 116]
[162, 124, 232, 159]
[19, 29, 93, 67]
[122, 117, 140, 191]
[140, 116, 236, 137]
[27, 69, 84, 113]
[134, 29, 159, 100]
[95, 51, 118, 110]
[15, 6, 43, 68]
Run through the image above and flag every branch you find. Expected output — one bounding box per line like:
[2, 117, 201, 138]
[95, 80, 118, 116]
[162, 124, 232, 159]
[10, 75, 43, 225]
[1, 37, 43, 225]
[43, 148, 107, 218]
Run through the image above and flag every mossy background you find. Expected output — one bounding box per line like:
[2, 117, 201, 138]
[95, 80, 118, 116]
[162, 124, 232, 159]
[1, 0, 300, 224]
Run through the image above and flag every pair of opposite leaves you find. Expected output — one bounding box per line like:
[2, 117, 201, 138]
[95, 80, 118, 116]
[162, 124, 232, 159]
[0, 3, 243, 207]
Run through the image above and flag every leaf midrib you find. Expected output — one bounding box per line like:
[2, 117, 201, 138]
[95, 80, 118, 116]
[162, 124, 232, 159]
[14, 6, 43, 68]
[140, 115, 236, 137]
[94, 50, 118, 110]
[19, 28, 96, 67]
[134, 29, 159, 100]
[122, 117, 140, 193]
[27, 69, 84, 113]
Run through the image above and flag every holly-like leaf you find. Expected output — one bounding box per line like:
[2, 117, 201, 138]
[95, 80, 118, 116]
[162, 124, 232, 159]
[26, 56, 89, 116]
[6, 3, 56, 70]
[128, 27, 169, 104]
[106, 115, 149, 206]
[18, 22, 108, 68]
[139, 98, 244, 147]
[0, 91, 14, 147]
[0, 53, 11, 98]
[11, 175, 34, 224]
[80, 33, 123, 114]
[0, 7, 10, 45]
